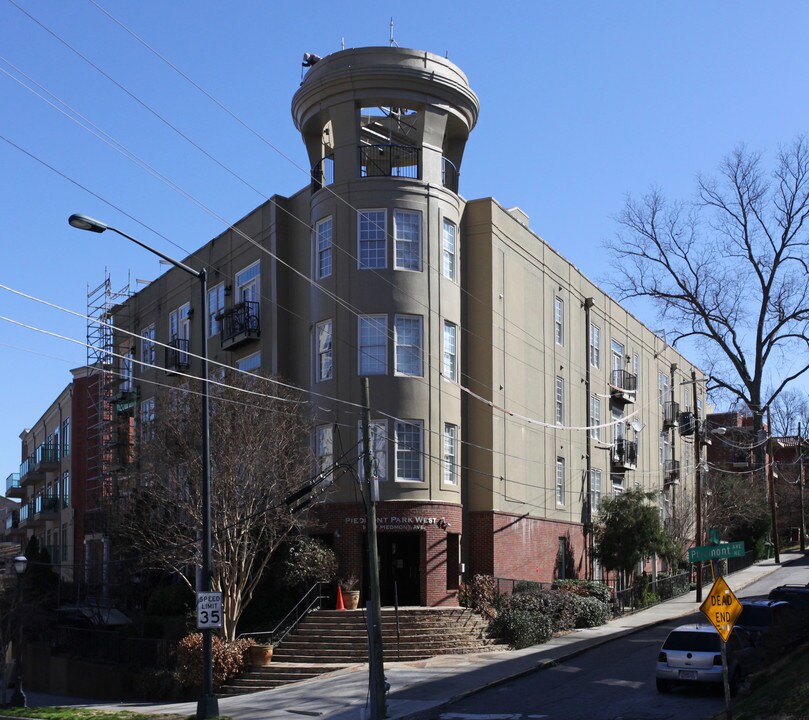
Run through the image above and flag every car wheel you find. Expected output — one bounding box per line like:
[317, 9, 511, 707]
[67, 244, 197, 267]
[656, 678, 671, 694]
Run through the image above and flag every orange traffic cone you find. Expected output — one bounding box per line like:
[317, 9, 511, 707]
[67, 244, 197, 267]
[336, 585, 345, 611]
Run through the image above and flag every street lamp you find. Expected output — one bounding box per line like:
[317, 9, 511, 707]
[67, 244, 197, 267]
[11, 555, 28, 707]
[68, 214, 218, 720]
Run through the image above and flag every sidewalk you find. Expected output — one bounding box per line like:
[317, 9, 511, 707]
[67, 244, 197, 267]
[29, 552, 803, 720]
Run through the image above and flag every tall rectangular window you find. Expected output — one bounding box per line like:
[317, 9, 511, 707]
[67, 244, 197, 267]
[316, 217, 333, 279]
[61, 523, 68, 562]
[556, 457, 565, 505]
[315, 320, 333, 382]
[62, 418, 70, 456]
[443, 423, 458, 485]
[633, 352, 640, 383]
[315, 424, 333, 474]
[62, 471, 70, 507]
[358, 315, 387, 375]
[140, 398, 156, 444]
[394, 210, 421, 271]
[236, 352, 261, 372]
[358, 210, 387, 269]
[554, 297, 564, 346]
[208, 284, 224, 337]
[590, 324, 600, 368]
[169, 303, 191, 365]
[442, 218, 457, 280]
[443, 321, 457, 381]
[394, 314, 423, 376]
[120, 347, 133, 392]
[555, 376, 565, 425]
[141, 324, 156, 366]
[590, 395, 601, 440]
[396, 420, 423, 481]
[591, 468, 602, 512]
[236, 262, 260, 304]
[658, 371, 669, 406]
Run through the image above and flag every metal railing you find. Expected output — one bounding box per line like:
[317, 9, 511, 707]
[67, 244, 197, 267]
[311, 154, 334, 192]
[5, 473, 20, 494]
[612, 571, 691, 616]
[359, 144, 420, 179]
[165, 337, 190, 371]
[663, 401, 680, 428]
[612, 439, 638, 469]
[610, 369, 637, 397]
[220, 301, 261, 346]
[238, 581, 328, 647]
[36, 443, 60, 466]
[442, 156, 459, 193]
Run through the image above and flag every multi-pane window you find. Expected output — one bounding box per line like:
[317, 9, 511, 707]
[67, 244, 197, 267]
[62, 418, 70, 456]
[554, 297, 564, 346]
[591, 468, 602, 512]
[120, 347, 133, 392]
[360, 420, 388, 482]
[140, 398, 156, 444]
[443, 423, 458, 485]
[556, 457, 565, 505]
[236, 262, 260, 304]
[590, 324, 601, 368]
[394, 210, 421, 271]
[443, 321, 457, 381]
[315, 320, 333, 382]
[358, 210, 387, 269]
[61, 471, 70, 507]
[633, 352, 640, 383]
[141, 324, 156, 366]
[611, 339, 624, 374]
[394, 315, 422, 376]
[555, 376, 565, 425]
[169, 303, 191, 365]
[208, 284, 224, 337]
[396, 420, 423, 481]
[442, 218, 457, 280]
[658, 371, 669, 406]
[315, 424, 333, 474]
[236, 352, 261, 372]
[590, 395, 601, 440]
[316, 217, 333, 279]
[358, 315, 387, 375]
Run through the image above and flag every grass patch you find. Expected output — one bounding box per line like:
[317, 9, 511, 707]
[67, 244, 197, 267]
[0, 711, 198, 720]
[731, 644, 809, 720]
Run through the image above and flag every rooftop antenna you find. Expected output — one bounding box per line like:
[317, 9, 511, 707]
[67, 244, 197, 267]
[389, 18, 399, 47]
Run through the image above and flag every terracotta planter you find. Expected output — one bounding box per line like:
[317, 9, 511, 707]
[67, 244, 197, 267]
[248, 644, 273, 666]
[343, 590, 360, 610]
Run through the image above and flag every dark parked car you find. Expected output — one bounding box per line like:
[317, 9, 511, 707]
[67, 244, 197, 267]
[768, 584, 809, 613]
[656, 624, 761, 695]
[736, 598, 803, 660]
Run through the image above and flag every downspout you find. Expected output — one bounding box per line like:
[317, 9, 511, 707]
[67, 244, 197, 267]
[584, 298, 594, 580]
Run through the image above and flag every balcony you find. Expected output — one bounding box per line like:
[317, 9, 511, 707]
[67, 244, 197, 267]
[665, 459, 681, 486]
[611, 439, 638, 471]
[219, 301, 261, 350]
[610, 369, 637, 404]
[165, 338, 191, 374]
[679, 411, 696, 437]
[19, 501, 33, 528]
[663, 401, 680, 429]
[311, 153, 334, 193]
[5, 472, 23, 499]
[442, 156, 459, 193]
[20, 443, 59, 485]
[5, 510, 24, 536]
[359, 144, 420, 180]
[34, 493, 60, 522]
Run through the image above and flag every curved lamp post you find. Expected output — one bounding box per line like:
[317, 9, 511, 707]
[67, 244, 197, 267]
[68, 214, 218, 720]
[11, 554, 28, 707]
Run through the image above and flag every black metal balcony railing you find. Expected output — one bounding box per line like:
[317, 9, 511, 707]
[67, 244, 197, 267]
[663, 401, 680, 429]
[35, 493, 60, 515]
[612, 439, 638, 469]
[5, 472, 20, 494]
[165, 338, 190, 372]
[679, 411, 696, 436]
[311, 154, 334, 193]
[359, 144, 420, 179]
[610, 369, 637, 402]
[665, 459, 681, 485]
[36, 443, 59, 467]
[442, 156, 459, 193]
[220, 301, 261, 349]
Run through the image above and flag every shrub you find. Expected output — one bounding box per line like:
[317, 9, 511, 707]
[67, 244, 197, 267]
[552, 579, 611, 605]
[464, 574, 498, 620]
[281, 537, 338, 590]
[490, 608, 553, 649]
[175, 633, 255, 689]
[573, 596, 610, 628]
[509, 589, 578, 632]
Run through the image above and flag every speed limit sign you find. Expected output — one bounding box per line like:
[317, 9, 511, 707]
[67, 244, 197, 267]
[197, 592, 223, 629]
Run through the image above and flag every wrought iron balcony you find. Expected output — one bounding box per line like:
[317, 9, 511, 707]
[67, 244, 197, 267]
[611, 438, 638, 470]
[35, 492, 60, 520]
[5, 472, 22, 498]
[665, 459, 680, 486]
[311, 154, 334, 193]
[679, 411, 696, 436]
[442, 156, 459, 193]
[220, 301, 261, 350]
[663, 401, 680, 429]
[610, 369, 637, 404]
[165, 338, 190, 373]
[359, 144, 420, 180]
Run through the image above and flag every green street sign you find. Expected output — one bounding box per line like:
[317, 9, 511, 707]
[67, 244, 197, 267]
[688, 541, 745, 563]
[708, 528, 721, 545]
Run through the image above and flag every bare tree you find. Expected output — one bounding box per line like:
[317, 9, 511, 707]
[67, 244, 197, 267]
[608, 139, 809, 445]
[769, 388, 809, 436]
[109, 371, 318, 639]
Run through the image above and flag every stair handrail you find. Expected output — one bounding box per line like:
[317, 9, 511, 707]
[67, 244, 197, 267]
[238, 581, 327, 647]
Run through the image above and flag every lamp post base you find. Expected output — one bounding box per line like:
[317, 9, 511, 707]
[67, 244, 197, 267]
[196, 693, 219, 720]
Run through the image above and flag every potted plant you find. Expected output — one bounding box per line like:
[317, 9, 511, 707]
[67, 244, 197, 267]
[247, 640, 274, 667]
[340, 574, 361, 610]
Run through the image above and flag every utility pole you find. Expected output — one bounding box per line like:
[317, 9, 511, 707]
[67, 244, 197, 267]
[361, 378, 386, 719]
[691, 370, 703, 603]
[799, 422, 805, 552]
[767, 406, 781, 564]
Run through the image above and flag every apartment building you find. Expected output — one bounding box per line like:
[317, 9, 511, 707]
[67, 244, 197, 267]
[69, 46, 707, 607]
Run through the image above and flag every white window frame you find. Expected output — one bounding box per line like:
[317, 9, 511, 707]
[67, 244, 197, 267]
[140, 397, 156, 444]
[393, 209, 422, 271]
[590, 323, 601, 368]
[442, 218, 457, 281]
[62, 418, 70, 456]
[169, 302, 191, 366]
[611, 339, 624, 374]
[658, 370, 669, 406]
[141, 324, 156, 366]
[358, 210, 387, 270]
[316, 216, 333, 279]
[591, 468, 602, 513]
[236, 352, 261, 372]
[633, 352, 640, 384]
[236, 261, 261, 304]
[554, 296, 564, 346]
[395, 420, 423, 482]
[443, 423, 458, 485]
[208, 283, 224, 337]
[556, 457, 565, 506]
[358, 315, 387, 375]
[443, 321, 458, 382]
[555, 376, 565, 425]
[590, 394, 601, 441]
[394, 314, 423, 377]
[315, 319, 333, 382]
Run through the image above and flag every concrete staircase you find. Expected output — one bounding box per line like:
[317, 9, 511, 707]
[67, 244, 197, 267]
[220, 607, 504, 696]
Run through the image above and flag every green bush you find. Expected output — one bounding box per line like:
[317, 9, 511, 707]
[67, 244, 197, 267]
[462, 574, 498, 620]
[490, 607, 553, 649]
[175, 633, 255, 689]
[552, 579, 611, 605]
[280, 537, 338, 590]
[573, 596, 610, 628]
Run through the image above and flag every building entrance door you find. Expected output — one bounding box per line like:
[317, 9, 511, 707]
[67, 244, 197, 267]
[378, 532, 421, 606]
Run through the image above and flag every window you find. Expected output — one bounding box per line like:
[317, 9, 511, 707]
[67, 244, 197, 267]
[394, 210, 421, 270]
[555, 376, 565, 425]
[556, 457, 565, 505]
[169, 303, 191, 365]
[358, 315, 387, 375]
[315, 424, 333, 474]
[315, 320, 333, 382]
[611, 339, 624, 374]
[396, 420, 423, 481]
[443, 321, 457, 381]
[554, 297, 564, 346]
[658, 371, 669, 406]
[633, 352, 640, 383]
[316, 217, 333, 279]
[208, 284, 224, 337]
[140, 398, 155, 444]
[61, 523, 68, 562]
[394, 315, 423, 376]
[590, 395, 601, 440]
[443, 423, 458, 485]
[236, 352, 261, 372]
[120, 348, 133, 392]
[557, 537, 568, 578]
[358, 210, 387, 269]
[236, 262, 260, 304]
[62, 418, 70, 456]
[590, 324, 601, 368]
[61, 471, 70, 508]
[360, 420, 388, 482]
[591, 468, 602, 512]
[442, 218, 457, 281]
[697, 398, 703, 419]
[141, 324, 156, 366]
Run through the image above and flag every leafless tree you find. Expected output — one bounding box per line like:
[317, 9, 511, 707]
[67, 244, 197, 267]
[108, 371, 318, 639]
[769, 388, 809, 436]
[704, 470, 769, 552]
[607, 139, 809, 446]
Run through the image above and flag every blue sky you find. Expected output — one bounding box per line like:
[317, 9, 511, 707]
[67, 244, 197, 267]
[2, 1, 808, 479]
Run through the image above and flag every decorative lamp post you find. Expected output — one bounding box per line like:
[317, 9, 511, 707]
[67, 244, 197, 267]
[11, 555, 28, 707]
[68, 214, 218, 720]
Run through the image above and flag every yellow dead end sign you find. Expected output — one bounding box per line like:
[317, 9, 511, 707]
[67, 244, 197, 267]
[699, 576, 742, 642]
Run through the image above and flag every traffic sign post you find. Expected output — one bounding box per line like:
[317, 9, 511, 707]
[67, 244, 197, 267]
[197, 592, 223, 630]
[700, 577, 742, 720]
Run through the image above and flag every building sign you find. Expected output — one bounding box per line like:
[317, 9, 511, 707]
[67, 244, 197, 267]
[345, 515, 443, 531]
